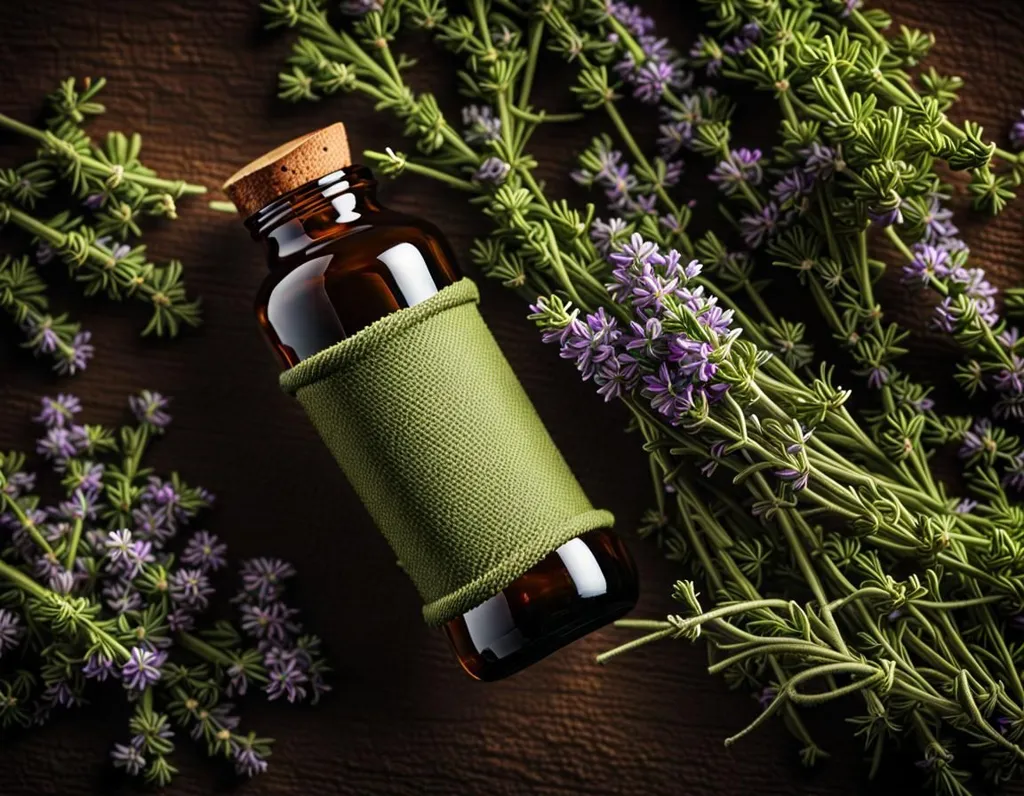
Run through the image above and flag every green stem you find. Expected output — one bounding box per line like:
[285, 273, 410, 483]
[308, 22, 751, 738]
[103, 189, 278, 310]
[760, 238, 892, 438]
[0, 113, 206, 196]
[177, 632, 269, 683]
[1, 494, 54, 556]
[518, 20, 544, 108]
[64, 517, 84, 570]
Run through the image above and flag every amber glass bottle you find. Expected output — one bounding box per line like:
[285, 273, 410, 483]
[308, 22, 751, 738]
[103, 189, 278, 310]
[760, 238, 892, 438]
[227, 125, 638, 680]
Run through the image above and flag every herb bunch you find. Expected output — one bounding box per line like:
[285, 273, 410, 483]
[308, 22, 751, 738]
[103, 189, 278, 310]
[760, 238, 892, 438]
[564, 4, 1024, 539]
[0, 78, 204, 376]
[0, 393, 328, 786]
[264, 0, 1024, 792]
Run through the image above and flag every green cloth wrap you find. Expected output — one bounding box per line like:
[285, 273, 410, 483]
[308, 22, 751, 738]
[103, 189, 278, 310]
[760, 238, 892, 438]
[280, 278, 614, 626]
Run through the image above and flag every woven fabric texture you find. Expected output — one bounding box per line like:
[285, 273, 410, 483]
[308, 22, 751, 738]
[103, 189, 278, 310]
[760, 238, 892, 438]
[280, 279, 614, 626]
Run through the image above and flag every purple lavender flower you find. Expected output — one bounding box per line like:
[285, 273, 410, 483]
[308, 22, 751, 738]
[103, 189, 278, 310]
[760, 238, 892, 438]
[34, 394, 82, 428]
[699, 440, 729, 477]
[71, 462, 105, 494]
[775, 467, 810, 491]
[129, 390, 172, 429]
[142, 477, 187, 525]
[1010, 109, 1024, 150]
[689, 36, 723, 77]
[770, 168, 812, 208]
[2, 469, 36, 499]
[239, 557, 296, 602]
[264, 657, 309, 703]
[573, 143, 623, 187]
[606, 1, 655, 36]
[701, 304, 735, 337]
[239, 602, 301, 644]
[23, 316, 61, 354]
[609, 233, 660, 270]
[932, 298, 957, 333]
[83, 193, 105, 210]
[43, 680, 80, 709]
[604, 163, 639, 212]
[756, 686, 777, 710]
[739, 202, 779, 249]
[473, 157, 511, 185]
[865, 365, 890, 389]
[590, 218, 629, 255]
[657, 121, 690, 159]
[181, 530, 228, 572]
[103, 581, 143, 613]
[632, 266, 680, 312]
[839, 0, 863, 17]
[902, 244, 950, 285]
[35, 243, 55, 264]
[233, 743, 268, 778]
[1000, 326, 1021, 351]
[462, 105, 501, 144]
[121, 647, 167, 691]
[868, 202, 903, 228]
[594, 355, 639, 401]
[669, 338, 717, 383]
[560, 308, 621, 381]
[661, 160, 684, 188]
[708, 148, 763, 195]
[131, 504, 172, 543]
[802, 143, 840, 179]
[722, 22, 760, 56]
[104, 530, 155, 579]
[974, 296, 1001, 327]
[82, 652, 118, 681]
[55, 331, 94, 376]
[919, 195, 958, 243]
[48, 569, 76, 594]
[169, 568, 214, 611]
[955, 268, 998, 301]
[111, 740, 147, 776]
[642, 363, 693, 420]
[626, 317, 667, 357]
[995, 354, 1024, 394]
[37, 426, 80, 462]
[339, 0, 382, 15]
[954, 498, 978, 514]
[167, 608, 196, 633]
[51, 489, 98, 522]
[1004, 452, 1024, 492]
[0, 608, 23, 657]
[959, 419, 997, 461]
[631, 60, 679, 103]
[227, 662, 250, 697]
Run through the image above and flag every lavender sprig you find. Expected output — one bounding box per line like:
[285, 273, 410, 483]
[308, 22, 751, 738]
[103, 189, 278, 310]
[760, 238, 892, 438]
[0, 78, 203, 375]
[0, 393, 328, 786]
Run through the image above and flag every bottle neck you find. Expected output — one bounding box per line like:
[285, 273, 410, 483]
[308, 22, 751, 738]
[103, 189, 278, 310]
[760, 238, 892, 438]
[244, 165, 379, 266]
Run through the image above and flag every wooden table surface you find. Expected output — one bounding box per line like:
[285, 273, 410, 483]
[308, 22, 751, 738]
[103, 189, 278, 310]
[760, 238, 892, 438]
[2, 1, 1024, 794]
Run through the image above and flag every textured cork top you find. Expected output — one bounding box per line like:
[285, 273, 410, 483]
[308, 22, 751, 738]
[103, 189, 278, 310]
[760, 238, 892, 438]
[223, 123, 352, 218]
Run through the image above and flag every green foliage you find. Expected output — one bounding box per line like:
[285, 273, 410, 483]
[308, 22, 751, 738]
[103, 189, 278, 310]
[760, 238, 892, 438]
[0, 78, 204, 375]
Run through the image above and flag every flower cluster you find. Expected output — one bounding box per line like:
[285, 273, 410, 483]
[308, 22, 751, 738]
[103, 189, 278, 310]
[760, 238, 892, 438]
[607, 2, 692, 105]
[0, 393, 327, 786]
[533, 234, 733, 420]
[0, 78, 203, 376]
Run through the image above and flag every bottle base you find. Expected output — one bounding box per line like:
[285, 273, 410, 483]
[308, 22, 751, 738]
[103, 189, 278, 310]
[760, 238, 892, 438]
[443, 529, 639, 681]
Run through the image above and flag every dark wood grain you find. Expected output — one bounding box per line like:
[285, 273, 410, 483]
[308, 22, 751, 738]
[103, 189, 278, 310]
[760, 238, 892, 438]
[1, 1, 1024, 794]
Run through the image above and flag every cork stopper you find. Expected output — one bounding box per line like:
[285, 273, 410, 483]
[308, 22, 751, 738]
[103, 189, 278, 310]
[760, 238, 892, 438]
[223, 123, 352, 218]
